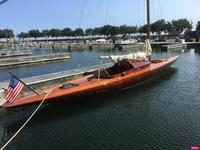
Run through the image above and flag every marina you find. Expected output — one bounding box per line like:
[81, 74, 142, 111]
[1, 0, 200, 149]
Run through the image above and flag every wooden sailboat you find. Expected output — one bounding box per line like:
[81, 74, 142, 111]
[1, 0, 179, 108]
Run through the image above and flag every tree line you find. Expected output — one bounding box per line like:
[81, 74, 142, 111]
[0, 29, 14, 39]
[1, 18, 200, 40]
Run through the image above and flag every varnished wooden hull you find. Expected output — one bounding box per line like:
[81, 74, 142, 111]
[2, 56, 179, 108]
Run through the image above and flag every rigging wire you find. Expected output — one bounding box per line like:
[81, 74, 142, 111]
[107, 0, 114, 26]
[151, 0, 156, 22]
[104, 0, 110, 52]
[104, 0, 110, 25]
[142, 0, 146, 26]
[78, 0, 87, 28]
[137, 0, 141, 27]
[158, 0, 163, 20]
[93, 0, 103, 26]
[77, 0, 87, 68]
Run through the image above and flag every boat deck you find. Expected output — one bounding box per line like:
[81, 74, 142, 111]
[0, 63, 112, 89]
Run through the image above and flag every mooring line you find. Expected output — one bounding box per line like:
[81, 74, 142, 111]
[0, 89, 54, 150]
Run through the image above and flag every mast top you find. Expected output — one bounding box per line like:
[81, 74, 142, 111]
[147, 0, 150, 40]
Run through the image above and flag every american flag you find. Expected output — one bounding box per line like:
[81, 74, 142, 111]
[4, 76, 25, 103]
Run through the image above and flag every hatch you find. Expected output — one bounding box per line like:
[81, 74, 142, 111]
[59, 83, 79, 90]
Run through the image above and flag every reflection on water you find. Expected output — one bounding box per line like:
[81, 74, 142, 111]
[0, 47, 200, 150]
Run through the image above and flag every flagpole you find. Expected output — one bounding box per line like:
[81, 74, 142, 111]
[9, 72, 40, 96]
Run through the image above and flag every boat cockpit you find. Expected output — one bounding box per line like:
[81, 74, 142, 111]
[83, 59, 150, 79]
[89, 60, 134, 79]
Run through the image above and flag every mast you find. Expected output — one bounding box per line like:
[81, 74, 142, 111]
[147, 0, 150, 40]
[146, 0, 152, 60]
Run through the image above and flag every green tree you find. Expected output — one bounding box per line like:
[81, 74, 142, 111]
[28, 29, 41, 40]
[73, 28, 84, 37]
[118, 25, 129, 35]
[171, 19, 192, 36]
[0, 29, 14, 40]
[152, 19, 166, 39]
[42, 30, 49, 37]
[17, 32, 29, 40]
[61, 28, 72, 37]
[139, 25, 147, 35]
[85, 28, 94, 36]
[99, 25, 117, 36]
[93, 27, 101, 35]
[154, 20, 166, 34]
[196, 21, 200, 31]
[49, 28, 61, 38]
[0, 30, 5, 39]
[165, 21, 173, 36]
[127, 26, 137, 36]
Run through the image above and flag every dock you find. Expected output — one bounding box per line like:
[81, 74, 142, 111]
[162, 43, 187, 50]
[0, 53, 70, 67]
[16, 41, 147, 50]
[0, 50, 32, 58]
[161, 42, 200, 51]
[114, 43, 145, 50]
[0, 63, 112, 89]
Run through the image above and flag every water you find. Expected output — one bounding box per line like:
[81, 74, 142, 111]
[0, 47, 200, 149]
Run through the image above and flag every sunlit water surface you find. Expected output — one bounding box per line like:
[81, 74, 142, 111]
[0, 47, 200, 150]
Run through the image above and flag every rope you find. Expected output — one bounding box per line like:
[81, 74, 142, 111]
[0, 89, 54, 150]
[92, 0, 103, 26]
[158, 0, 163, 20]
[104, 0, 110, 25]
[137, 0, 141, 27]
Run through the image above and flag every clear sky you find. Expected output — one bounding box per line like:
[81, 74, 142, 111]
[0, 0, 199, 34]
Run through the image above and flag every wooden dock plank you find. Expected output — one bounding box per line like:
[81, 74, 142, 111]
[0, 50, 32, 58]
[161, 42, 200, 50]
[0, 53, 70, 67]
[162, 43, 187, 50]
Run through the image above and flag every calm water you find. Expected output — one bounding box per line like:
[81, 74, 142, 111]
[0, 47, 200, 150]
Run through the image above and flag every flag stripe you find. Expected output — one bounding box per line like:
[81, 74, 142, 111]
[5, 87, 16, 100]
[10, 82, 23, 100]
[5, 87, 14, 100]
[5, 86, 17, 101]
[6, 83, 24, 102]
[8, 84, 20, 102]
[11, 83, 24, 102]
[4, 76, 25, 103]
[10, 83, 24, 102]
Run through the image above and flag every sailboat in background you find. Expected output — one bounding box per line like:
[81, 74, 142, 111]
[0, 0, 179, 108]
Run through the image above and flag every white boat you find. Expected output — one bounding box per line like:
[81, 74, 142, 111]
[94, 39, 109, 44]
[115, 38, 137, 45]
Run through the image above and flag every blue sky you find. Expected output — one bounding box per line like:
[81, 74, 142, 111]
[0, 0, 199, 34]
